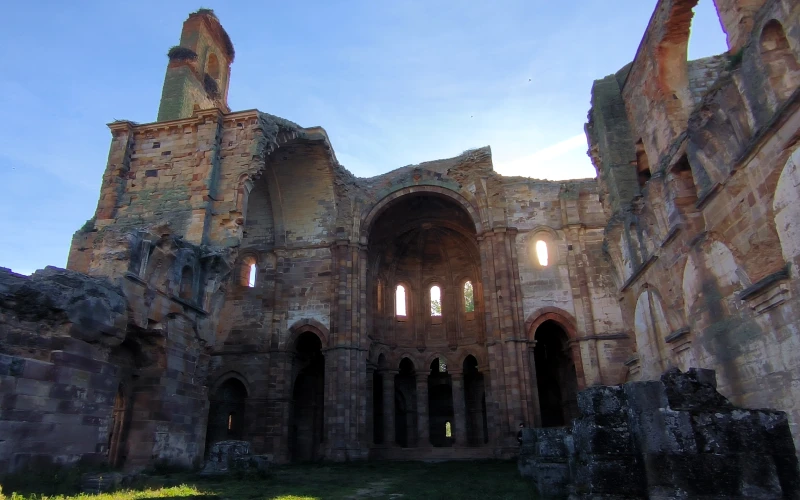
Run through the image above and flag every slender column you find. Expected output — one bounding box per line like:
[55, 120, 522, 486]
[450, 370, 468, 446]
[366, 364, 375, 446]
[383, 369, 397, 446]
[415, 373, 430, 447]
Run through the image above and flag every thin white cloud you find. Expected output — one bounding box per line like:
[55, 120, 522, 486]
[494, 134, 591, 179]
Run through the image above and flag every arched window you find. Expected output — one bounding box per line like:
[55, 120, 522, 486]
[445, 421, 452, 438]
[239, 256, 257, 288]
[430, 285, 442, 316]
[248, 263, 257, 287]
[228, 412, 235, 431]
[760, 20, 800, 104]
[206, 53, 220, 80]
[396, 285, 407, 317]
[463, 281, 475, 313]
[535, 241, 549, 267]
[179, 266, 193, 300]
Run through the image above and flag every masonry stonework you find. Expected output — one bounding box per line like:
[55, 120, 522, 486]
[2, 2, 800, 478]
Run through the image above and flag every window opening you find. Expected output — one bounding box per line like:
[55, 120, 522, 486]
[536, 241, 549, 267]
[396, 285, 406, 316]
[687, 1, 729, 60]
[430, 285, 442, 316]
[439, 358, 447, 373]
[248, 263, 257, 288]
[445, 421, 452, 438]
[228, 413, 234, 431]
[635, 139, 652, 187]
[463, 281, 475, 312]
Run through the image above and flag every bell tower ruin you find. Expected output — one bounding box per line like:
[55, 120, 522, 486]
[157, 9, 234, 121]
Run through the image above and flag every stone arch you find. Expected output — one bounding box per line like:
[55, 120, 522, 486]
[396, 354, 420, 372]
[209, 371, 251, 397]
[361, 186, 483, 241]
[457, 348, 487, 371]
[774, 146, 800, 263]
[287, 318, 330, 349]
[525, 307, 579, 342]
[759, 19, 800, 104]
[424, 352, 450, 372]
[655, 0, 701, 129]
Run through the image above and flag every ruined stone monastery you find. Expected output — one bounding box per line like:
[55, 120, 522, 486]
[1, 0, 799, 473]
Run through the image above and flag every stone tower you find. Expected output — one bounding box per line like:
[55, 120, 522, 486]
[157, 9, 234, 121]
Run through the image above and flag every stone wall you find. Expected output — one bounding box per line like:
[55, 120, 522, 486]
[588, 0, 800, 447]
[519, 368, 800, 498]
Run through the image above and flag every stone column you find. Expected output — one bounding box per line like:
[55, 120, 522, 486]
[366, 364, 375, 446]
[450, 370, 468, 447]
[382, 369, 397, 446]
[416, 373, 430, 447]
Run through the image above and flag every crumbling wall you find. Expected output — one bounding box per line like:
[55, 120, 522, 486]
[588, 0, 800, 447]
[0, 268, 127, 474]
[519, 368, 800, 498]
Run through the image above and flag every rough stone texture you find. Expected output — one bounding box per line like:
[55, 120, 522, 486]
[519, 368, 800, 499]
[587, 0, 800, 450]
[199, 440, 270, 476]
[3, 0, 800, 483]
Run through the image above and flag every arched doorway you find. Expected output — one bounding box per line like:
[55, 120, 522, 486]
[463, 355, 487, 446]
[428, 358, 454, 447]
[290, 332, 324, 462]
[534, 320, 579, 427]
[206, 377, 248, 453]
[395, 357, 416, 447]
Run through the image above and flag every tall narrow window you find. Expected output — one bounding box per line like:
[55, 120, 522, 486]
[430, 285, 442, 316]
[536, 241, 549, 267]
[377, 280, 384, 314]
[228, 413, 234, 431]
[463, 281, 475, 312]
[445, 421, 452, 438]
[179, 266, 193, 300]
[396, 285, 406, 317]
[248, 263, 257, 288]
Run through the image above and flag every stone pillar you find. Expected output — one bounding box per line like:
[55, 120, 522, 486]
[185, 108, 224, 245]
[416, 373, 430, 447]
[324, 240, 370, 461]
[96, 121, 135, 224]
[366, 364, 375, 446]
[451, 370, 468, 447]
[382, 369, 397, 446]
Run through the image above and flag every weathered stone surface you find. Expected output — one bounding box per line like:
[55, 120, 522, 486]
[519, 368, 800, 499]
[0, 267, 127, 348]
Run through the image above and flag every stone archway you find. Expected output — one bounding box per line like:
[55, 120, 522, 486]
[290, 331, 325, 462]
[533, 320, 579, 427]
[206, 377, 248, 453]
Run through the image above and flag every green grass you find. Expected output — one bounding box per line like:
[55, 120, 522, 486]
[1, 460, 537, 500]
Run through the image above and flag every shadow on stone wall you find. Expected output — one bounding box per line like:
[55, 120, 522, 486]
[519, 367, 800, 499]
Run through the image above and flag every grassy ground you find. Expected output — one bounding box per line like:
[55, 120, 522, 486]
[0, 460, 537, 500]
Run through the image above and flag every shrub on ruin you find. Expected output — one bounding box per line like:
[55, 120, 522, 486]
[168, 46, 198, 62]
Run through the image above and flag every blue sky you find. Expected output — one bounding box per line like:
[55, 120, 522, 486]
[0, 1, 728, 275]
